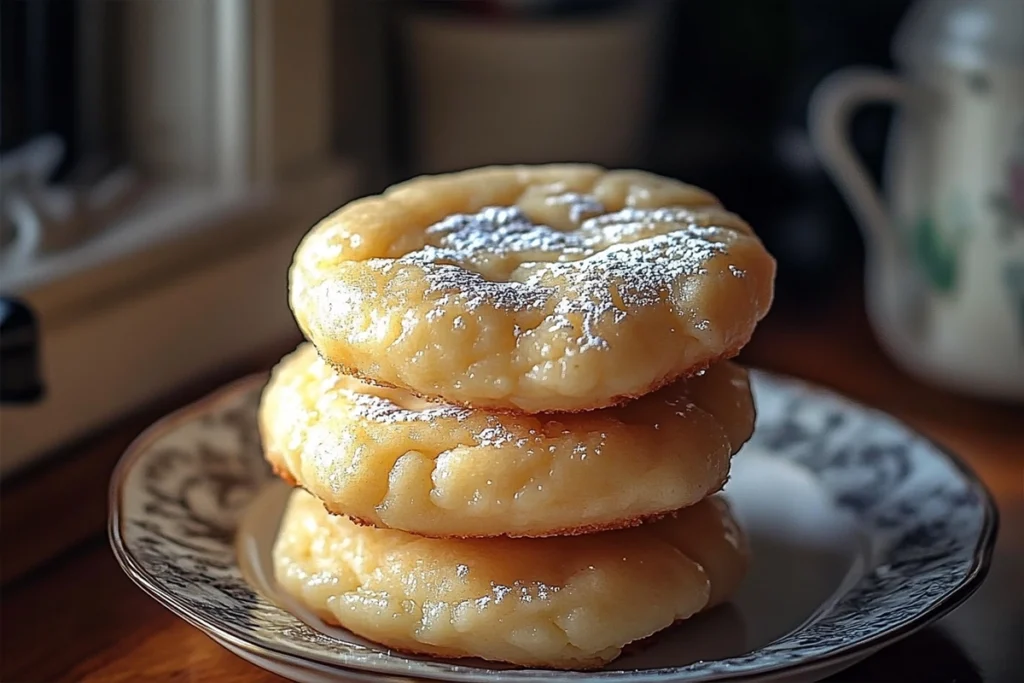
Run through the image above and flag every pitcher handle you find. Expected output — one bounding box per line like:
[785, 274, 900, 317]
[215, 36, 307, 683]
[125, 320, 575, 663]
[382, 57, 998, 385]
[809, 68, 913, 245]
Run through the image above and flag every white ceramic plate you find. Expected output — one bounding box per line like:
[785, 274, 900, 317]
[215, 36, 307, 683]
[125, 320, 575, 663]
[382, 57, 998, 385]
[108, 371, 997, 683]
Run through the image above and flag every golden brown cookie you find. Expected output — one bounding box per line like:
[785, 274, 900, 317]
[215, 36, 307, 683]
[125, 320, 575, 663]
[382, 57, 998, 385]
[259, 344, 755, 538]
[289, 164, 775, 413]
[273, 488, 748, 670]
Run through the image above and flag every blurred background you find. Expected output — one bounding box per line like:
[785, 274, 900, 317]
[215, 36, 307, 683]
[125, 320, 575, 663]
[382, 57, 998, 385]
[0, 0, 920, 471]
[2, 0, 1024, 458]
[0, 0, 1021, 474]
[0, 2, 1021, 681]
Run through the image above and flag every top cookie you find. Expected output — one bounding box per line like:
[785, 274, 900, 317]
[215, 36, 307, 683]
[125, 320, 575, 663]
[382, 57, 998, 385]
[290, 165, 775, 413]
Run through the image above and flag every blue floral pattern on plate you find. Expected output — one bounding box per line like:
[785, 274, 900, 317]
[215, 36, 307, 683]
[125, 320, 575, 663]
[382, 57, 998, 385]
[108, 371, 997, 682]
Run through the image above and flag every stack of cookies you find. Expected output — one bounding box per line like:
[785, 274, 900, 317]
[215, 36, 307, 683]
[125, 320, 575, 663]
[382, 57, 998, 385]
[259, 165, 776, 670]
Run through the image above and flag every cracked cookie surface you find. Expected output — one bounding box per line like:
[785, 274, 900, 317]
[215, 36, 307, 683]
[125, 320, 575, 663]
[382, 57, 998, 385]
[259, 344, 754, 538]
[273, 488, 748, 670]
[289, 164, 775, 413]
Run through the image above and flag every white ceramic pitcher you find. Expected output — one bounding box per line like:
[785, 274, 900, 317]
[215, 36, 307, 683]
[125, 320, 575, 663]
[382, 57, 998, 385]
[810, 0, 1024, 402]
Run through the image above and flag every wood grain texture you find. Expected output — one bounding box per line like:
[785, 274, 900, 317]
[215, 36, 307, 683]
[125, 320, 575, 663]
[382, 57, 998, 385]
[1, 293, 1020, 683]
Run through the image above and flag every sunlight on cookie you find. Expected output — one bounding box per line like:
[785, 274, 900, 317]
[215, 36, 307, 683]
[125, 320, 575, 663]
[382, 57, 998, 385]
[273, 489, 748, 669]
[260, 344, 754, 538]
[290, 165, 775, 412]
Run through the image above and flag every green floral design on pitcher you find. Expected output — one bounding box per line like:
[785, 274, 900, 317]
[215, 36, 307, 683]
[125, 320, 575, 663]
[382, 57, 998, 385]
[912, 215, 962, 293]
[1005, 262, 1024, 348]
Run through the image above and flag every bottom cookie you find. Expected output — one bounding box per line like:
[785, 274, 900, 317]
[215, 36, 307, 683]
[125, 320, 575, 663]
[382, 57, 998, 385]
[273, 489, 748, 670]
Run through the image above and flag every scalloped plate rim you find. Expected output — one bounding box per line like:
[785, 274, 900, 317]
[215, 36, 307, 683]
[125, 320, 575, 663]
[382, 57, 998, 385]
[108, 370, 999, 683]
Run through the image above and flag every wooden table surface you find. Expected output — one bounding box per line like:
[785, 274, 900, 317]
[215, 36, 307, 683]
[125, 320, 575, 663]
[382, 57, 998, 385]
[2, 295, 1022, 683]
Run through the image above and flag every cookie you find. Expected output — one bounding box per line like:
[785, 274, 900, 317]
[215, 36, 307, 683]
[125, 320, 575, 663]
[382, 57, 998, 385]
[259, 344, 754, 538]
[289, 165, 775, 413]
[273, 488, 748, 670]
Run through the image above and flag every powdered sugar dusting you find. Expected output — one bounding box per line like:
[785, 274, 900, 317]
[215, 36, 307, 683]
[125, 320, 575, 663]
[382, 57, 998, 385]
[544, 192, 605, 223]
[335, 380, 535, 448]
[389, 205, 734, 351]
[346, 390, 471, 424]
[487, 580, 561, 605]
[421, 206, 587, 259]
[525, 230, 727, 350]
[475, 423, 530, 449]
